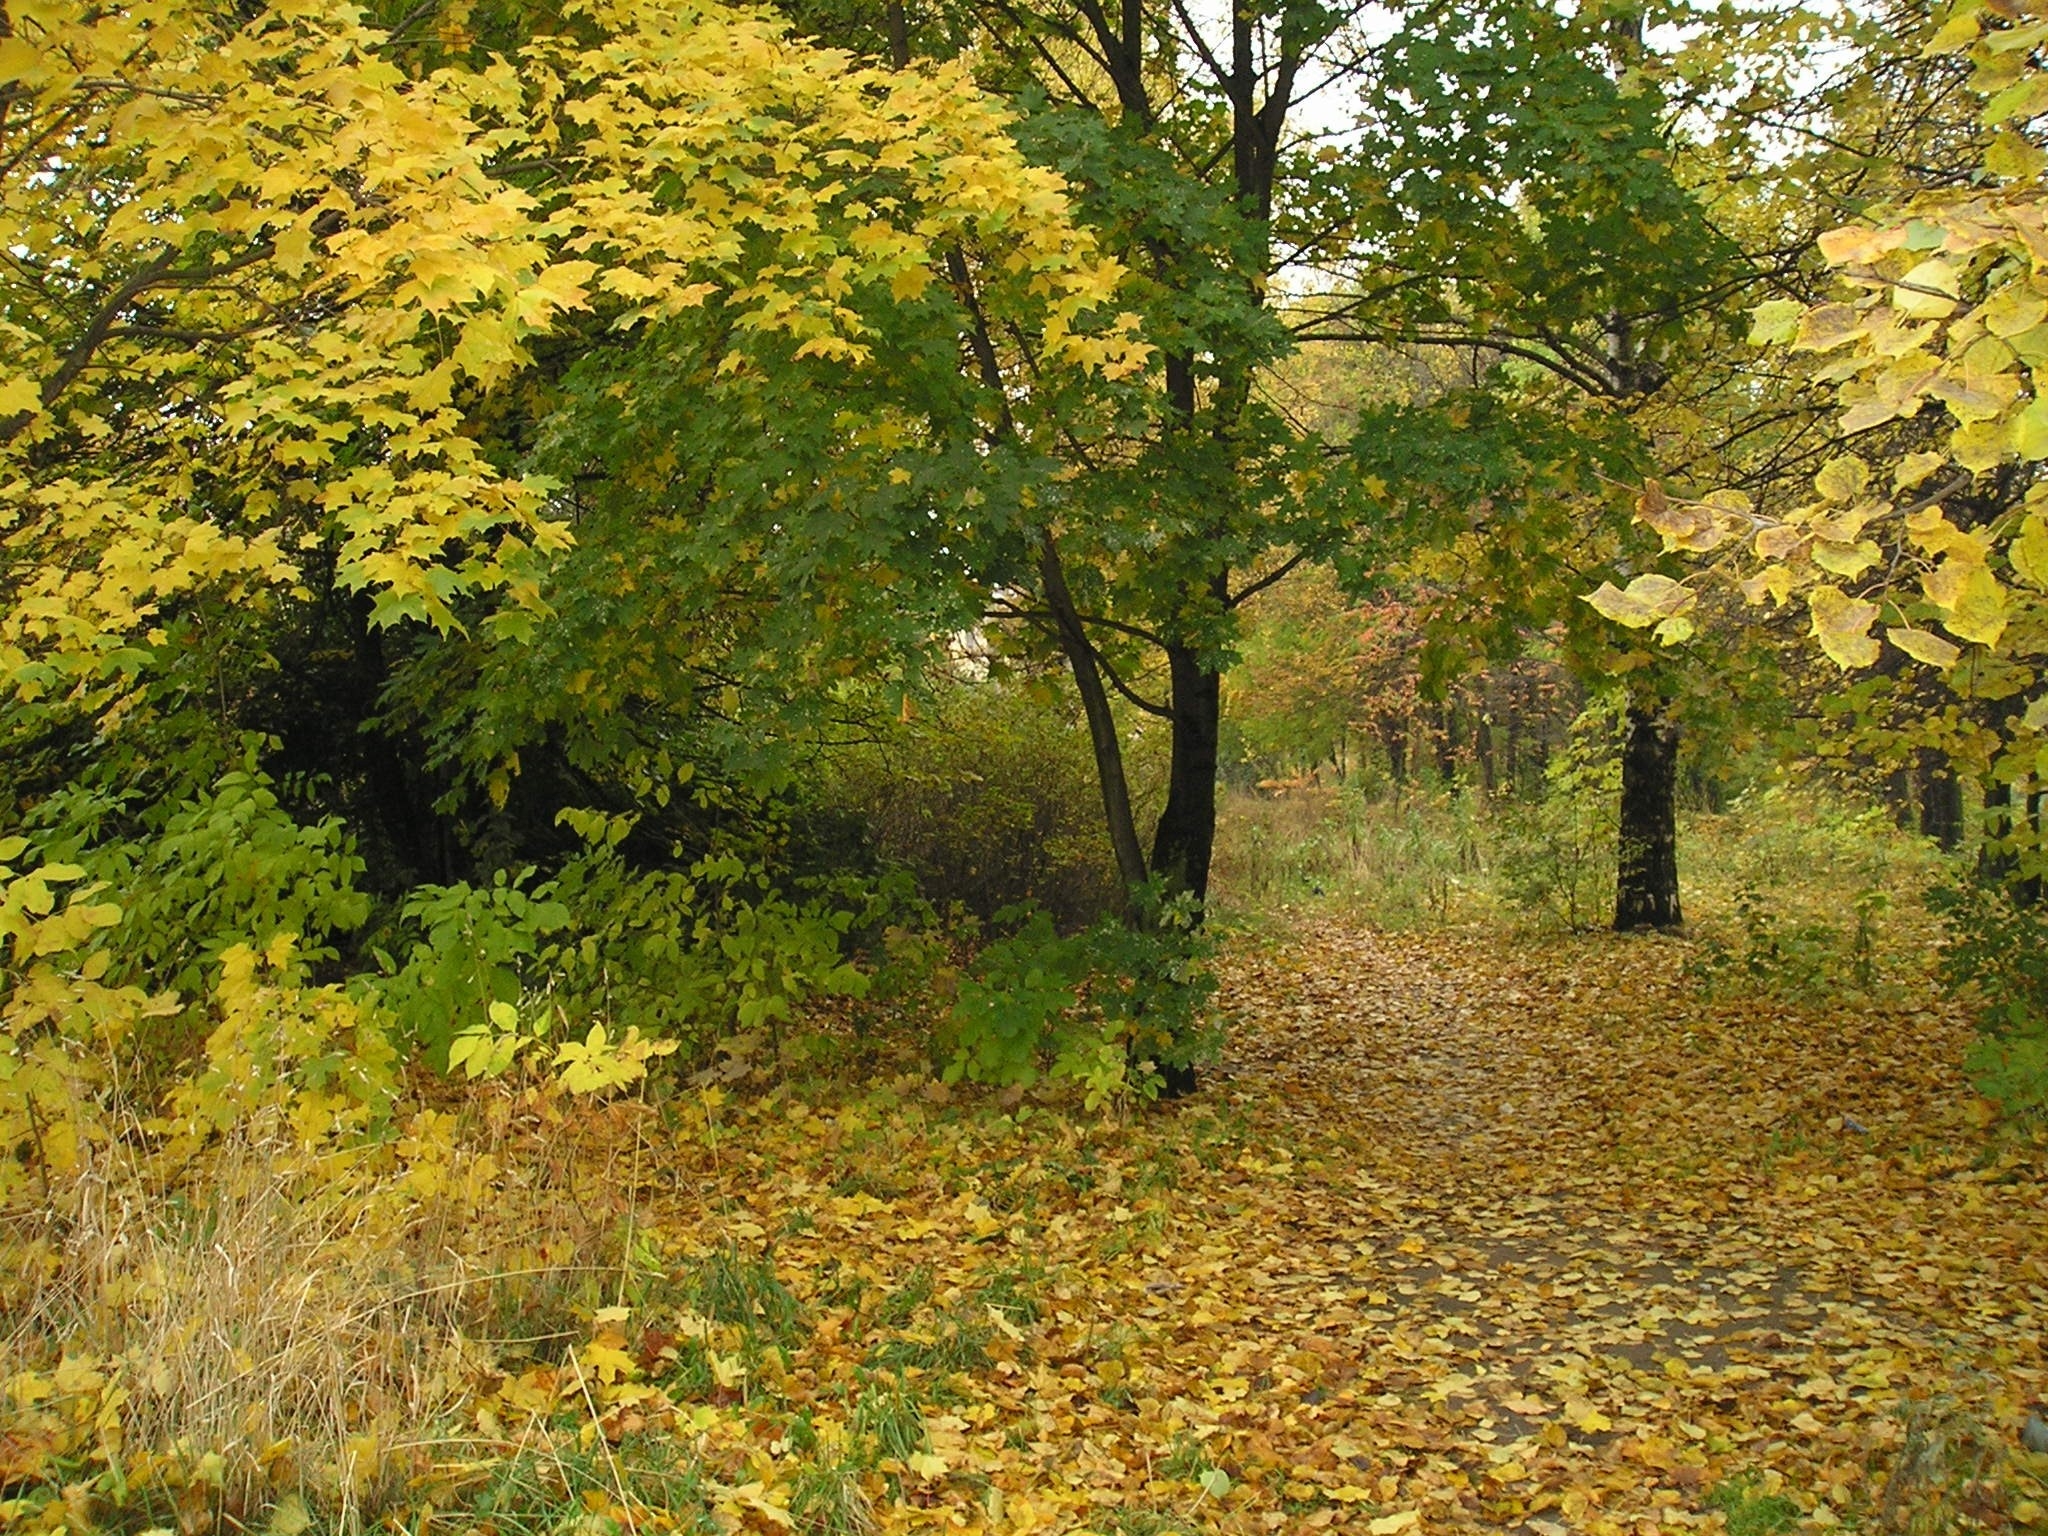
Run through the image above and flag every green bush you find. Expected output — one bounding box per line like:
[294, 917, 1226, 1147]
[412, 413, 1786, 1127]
[816, 682, 1125, 930]
[1492, 701, 1620, 931]
[24, 766, 372, 1001]
[371, 868, 569, 1066]
[933, 890, 1219, 1103]
[1931, 880, 2048, 1119]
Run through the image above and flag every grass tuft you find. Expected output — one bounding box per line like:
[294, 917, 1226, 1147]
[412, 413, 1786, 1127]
[685, 1243, 805, 1344]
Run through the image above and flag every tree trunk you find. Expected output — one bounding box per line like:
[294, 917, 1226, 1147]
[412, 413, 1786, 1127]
[1037, 535, 1150, 902]
[1982, 776, 2022, 890]
[1614, 705, 1682, 931]
[1381, 715, 1408, 790]
[1884, 766, 1913, 830]
[1149, 643, 1221, 904]
[1917, 747, 1963, 850]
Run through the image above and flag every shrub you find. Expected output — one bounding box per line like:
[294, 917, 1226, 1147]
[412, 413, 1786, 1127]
[1493, 701, 1621, 931]
[1930, 880, 2048, 1119]
[816, 681, 1125, 931]
[21, 764, 372, 1002]
[932, 890, 1219, 1104]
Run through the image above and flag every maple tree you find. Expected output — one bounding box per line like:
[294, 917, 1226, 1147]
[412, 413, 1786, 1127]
[0, 0, 1138, 751]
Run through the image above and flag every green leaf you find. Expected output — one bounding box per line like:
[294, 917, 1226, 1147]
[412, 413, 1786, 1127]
[1748, 300, 1804, 345]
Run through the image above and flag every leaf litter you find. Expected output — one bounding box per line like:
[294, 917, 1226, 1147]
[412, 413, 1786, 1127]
[8, 923, 2044, 1536]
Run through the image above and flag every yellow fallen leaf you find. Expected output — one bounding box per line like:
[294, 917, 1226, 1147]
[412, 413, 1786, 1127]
[1369, 1512, 1420, 1534]
[1330, 1486, 1373, 1503]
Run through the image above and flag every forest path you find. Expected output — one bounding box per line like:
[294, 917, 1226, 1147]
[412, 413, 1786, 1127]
[1149, 920, 2048, 1533]
[583, 921, 2045, 1536]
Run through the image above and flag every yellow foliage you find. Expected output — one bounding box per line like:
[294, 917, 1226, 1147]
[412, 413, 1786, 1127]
[0, 0, 1142, 722]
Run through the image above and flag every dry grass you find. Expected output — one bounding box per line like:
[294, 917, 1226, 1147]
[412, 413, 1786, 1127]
[0, 1099, 634, 1535]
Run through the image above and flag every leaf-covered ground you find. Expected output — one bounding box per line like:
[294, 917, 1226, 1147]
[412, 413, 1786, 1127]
[443, 923, 2046, 1536]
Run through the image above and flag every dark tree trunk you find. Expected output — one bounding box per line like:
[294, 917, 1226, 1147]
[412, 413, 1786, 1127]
[1475, 716, 1496, 797]
[1381, 715, 1408, 789]
[1434, 700, 1457, 787]
[1614, 705, 1682, 932]
[1982, 777, 2022, 890]
[1149, 643, 1221, 904]
[1884, 766, 1913, 830]
[1127, 645, 1221, 1102]
[1918, 747, 1963, 850]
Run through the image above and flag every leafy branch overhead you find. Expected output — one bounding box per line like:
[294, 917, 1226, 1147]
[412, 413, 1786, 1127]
[1593, 0, 2048, 768]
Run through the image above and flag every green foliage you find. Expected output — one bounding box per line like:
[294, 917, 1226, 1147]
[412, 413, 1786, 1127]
[373, 870, 569, 1067]
[1210, 786, 1485, 929]
[850, 1370, 928, 1464]
[452, 1434, 720, 1536]
[876, 1267, 935, 1329]
[379, 830, 878, 1077]
[694, 858, 872, 1047]
[1704, 1474, 1800, 1536]
[1688, 882, 1886, 1006]
[1494, 702, 1622, 931]
[1684, 788, 1935, 1008]
[970, 1261, 1045, 1328]
[788, 1457, 874, 1536]
[867, 1306, 993, 1373]
[941, 910, 1084, 1087]
[815, 683, 1125, 931]
[936, 891, 1218, 1102]
[1931, 882, 2048, 1118]
[685, 1246, 806, 1346]
[24, 764, 371, 1003]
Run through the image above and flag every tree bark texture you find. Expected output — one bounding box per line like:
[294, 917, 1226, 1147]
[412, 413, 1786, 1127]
[1614, 705, 1682, 931]
[1149, 644, 1222, 903]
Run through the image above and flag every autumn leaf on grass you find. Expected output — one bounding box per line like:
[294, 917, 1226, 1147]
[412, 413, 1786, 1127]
[581, 1336, 639, 1386]
[1368, 1512, 1420, 1534]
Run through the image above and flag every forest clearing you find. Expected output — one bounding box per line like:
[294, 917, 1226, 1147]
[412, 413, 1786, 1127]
[9, 0, 2048, 1531]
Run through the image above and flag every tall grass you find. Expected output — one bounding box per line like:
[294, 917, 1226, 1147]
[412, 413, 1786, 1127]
[0, 1103, 644, 1536]
[1210, 785, 1493, 929]
[1211, 776, 1953, 979]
